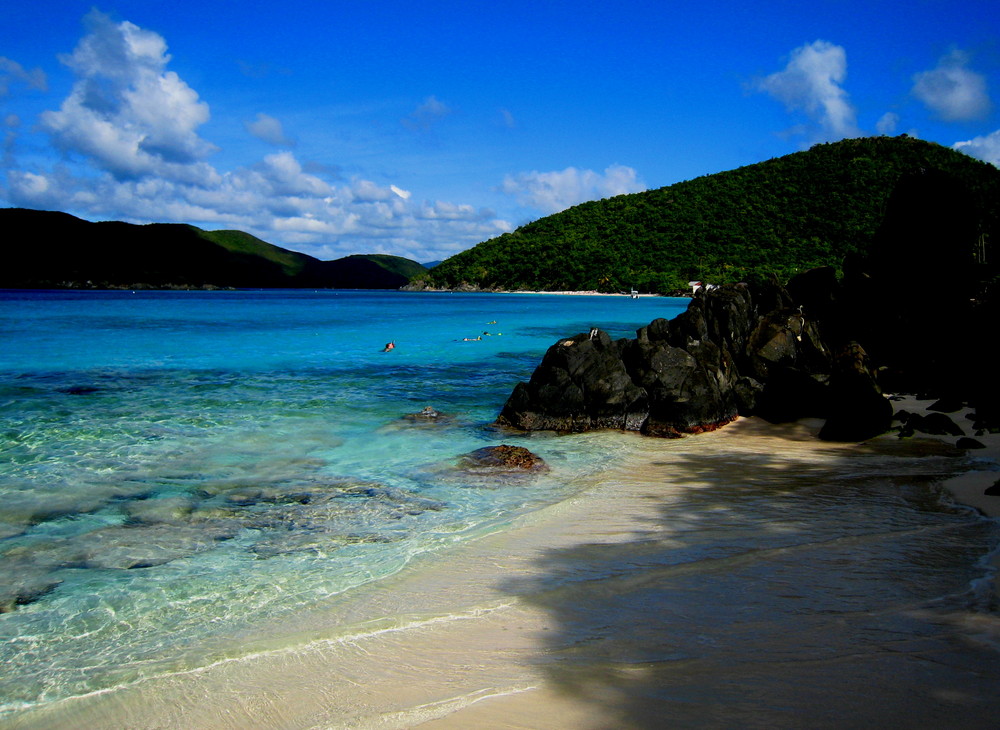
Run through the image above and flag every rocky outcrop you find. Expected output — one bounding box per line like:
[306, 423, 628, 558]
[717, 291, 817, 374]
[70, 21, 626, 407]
[497, 332, 647, 433]
[498, 168, 997, 442]
[497, 279, 874, 439]
[496, 276, 894, 441]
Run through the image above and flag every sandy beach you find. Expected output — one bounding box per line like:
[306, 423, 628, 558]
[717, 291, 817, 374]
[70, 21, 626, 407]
[9, 398, 999, 730]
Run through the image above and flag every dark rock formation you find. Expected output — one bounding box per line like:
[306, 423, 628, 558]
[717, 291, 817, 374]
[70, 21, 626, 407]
[497, 167, 997, 442]
[497, 278, 888, 440]
[818, 342, 894, 442]
[899, 412, 966, 438]
[498, 332, 647, 433]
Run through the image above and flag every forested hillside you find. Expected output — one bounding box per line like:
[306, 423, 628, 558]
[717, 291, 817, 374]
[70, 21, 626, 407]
[0, 209, 426, 289]
[413, 136, 1000, 293]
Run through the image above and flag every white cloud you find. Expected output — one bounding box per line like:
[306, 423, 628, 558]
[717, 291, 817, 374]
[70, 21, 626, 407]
[754, 40, 859, 142]
[501, 164, 645, 214]
[38, 9, 216, 181]
[241, 151, 331, 197]
[245, 112, 295, 146]
[0, 56, 47, 95]
[419, 200, 482, 220]
[875, 112, 899, 135]
[402, 95, 452, 131]
[2, 12, 511, 262]
[912, 49, 991, 122]
[5, 157, 509, 259]
[954, 129, 1000, 166]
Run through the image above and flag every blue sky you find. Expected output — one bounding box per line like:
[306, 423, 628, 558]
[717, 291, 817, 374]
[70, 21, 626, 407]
[2, 1, 998, 262]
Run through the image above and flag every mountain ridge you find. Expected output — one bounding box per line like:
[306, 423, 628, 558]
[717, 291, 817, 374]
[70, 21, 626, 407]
[0, 209, 426, 289]
[411, 136, 1000, 294]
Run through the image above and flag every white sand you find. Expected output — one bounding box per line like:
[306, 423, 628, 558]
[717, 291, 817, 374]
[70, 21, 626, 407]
[11, 403, 999, 730]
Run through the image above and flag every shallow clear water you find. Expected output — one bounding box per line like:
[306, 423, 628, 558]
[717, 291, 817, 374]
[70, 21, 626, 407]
[0, 289, 686, 716]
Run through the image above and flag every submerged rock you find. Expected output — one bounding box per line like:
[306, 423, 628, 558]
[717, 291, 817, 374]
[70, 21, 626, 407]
[400, 406, 455, 425]
[406, 406, 443, 420]
[457, 445, 548, 472]
[0, 575, 62, 613]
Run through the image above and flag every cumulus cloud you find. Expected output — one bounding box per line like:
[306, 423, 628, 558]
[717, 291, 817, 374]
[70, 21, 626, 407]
[501, 164, 645, 214]
[5, 155, 508, 259]
[754, 40, 859, 142]
[236, 151, 331, 197]
[912, 49, 991, 121]
[38, 9, 217, 181]
[403, 95, 452, 131]
[954, 129, 1000, 166]
[3, 12, 511, 261]
[245, 112, 295, 146]
[0, 56, 47, 95]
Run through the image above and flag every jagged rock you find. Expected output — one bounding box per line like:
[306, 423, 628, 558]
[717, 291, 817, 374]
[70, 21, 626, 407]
[745, 308, 806, 381]
[621, 337, 736, 437]
[497, 330, 647, 432]
[498, 282, 824, 437]
[786, 266, 839, 321]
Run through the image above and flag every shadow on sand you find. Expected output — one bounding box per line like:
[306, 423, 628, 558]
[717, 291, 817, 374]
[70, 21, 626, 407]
[500, 419, 1000, 728]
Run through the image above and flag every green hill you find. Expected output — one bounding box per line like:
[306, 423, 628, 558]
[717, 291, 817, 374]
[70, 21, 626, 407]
[0, 209, 426, 289]
[313, 254, 429, 289]
[413, 136, 1000, 293]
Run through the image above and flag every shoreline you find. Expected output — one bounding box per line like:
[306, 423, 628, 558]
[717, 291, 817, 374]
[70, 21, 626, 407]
[891, 394, 1000, 519]
[8, 400, 999, 729]
[401, 286, 677, 297]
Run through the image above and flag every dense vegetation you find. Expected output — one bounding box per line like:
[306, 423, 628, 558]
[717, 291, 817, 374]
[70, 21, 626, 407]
[414, 136, 1000, 293]
[0, 209, 426, 289]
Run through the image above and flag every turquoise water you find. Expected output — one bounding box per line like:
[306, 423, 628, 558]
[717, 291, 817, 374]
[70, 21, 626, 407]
[0, 289, 686, 716]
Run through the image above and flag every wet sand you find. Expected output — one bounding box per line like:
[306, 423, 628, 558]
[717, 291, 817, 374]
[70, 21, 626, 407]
[9, 402, 1000, 730]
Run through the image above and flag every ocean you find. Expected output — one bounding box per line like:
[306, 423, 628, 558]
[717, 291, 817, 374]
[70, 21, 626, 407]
[1, 289, 999, 729]
[0, 289, 683, 719]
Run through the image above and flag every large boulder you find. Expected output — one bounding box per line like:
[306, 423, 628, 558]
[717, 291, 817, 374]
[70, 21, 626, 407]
[621, 338, 737, 437]
[818, 342, 894, 441]
[497, 330, 647, 432]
